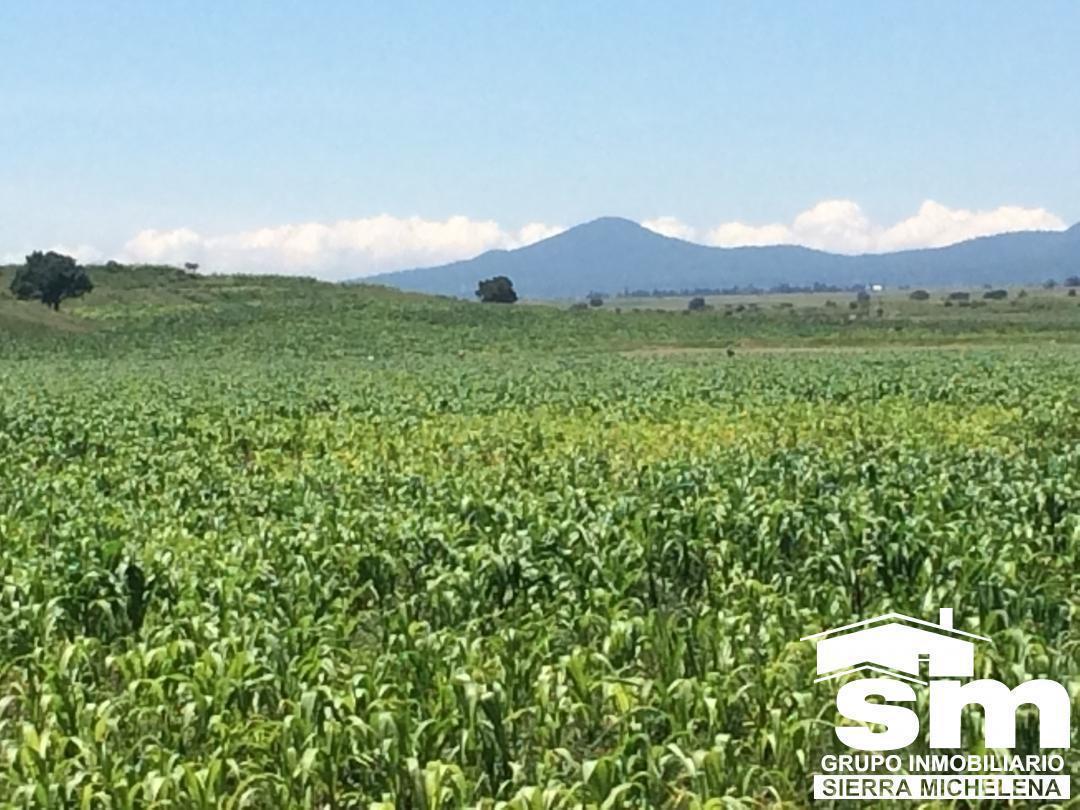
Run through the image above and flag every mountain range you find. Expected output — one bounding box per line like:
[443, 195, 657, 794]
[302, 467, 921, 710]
[366, 217, 1080, 299]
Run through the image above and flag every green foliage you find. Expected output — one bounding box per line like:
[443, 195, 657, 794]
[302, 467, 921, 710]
[10, 251, 93, 311]
[687, 297, 707, 311]
[476, 276, 518, 304]
[908, 290, 930, 301]
[1, 272, 1079, 805]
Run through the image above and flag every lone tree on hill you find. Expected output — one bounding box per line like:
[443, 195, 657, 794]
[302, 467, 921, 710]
[10, 251, 93, 311]
[475, 275, 517, 303]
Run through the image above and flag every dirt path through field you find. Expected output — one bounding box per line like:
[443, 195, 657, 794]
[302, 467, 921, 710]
[619, 340, 1068, 358]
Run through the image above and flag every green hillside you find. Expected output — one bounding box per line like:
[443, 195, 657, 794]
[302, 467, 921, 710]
[4, 262, 1080, 361]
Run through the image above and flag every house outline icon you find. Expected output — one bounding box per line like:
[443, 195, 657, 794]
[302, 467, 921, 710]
[801, 609, 990, 686]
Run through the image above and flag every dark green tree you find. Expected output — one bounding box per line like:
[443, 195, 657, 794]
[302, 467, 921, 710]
[687, 296, 707, 311]
[475, 276, 518, 303]
[10, 251, 93, 311]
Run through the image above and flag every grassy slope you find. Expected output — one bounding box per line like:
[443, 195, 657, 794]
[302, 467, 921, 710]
[2, 263, 1080, 361]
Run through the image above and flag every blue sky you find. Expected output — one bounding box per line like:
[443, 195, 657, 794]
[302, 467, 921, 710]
[3, 1, 1078, 277]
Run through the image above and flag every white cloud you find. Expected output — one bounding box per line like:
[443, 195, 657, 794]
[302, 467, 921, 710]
[50, 244, 106, 263]
[642, 216, 697, 240]
[514, 222, 565, 246]
[706, 221, 794, 248]
[791, 200, 876, 253]
[877, 201, 1065, 251]
[704, 199, 1065, 254]
[120, 215, 564, 280]
[17, 201, 1065, 279]
[122, 228, 202, 264]
[1, 244, 104, 264]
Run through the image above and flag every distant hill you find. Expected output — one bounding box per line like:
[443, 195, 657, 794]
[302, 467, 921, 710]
[367, 217, 1080, 298]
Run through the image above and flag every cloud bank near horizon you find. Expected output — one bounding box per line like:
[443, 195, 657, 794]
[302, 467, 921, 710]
[6, 200, 1066, 279]
[645, 200, 1066, 254]
[118, 216, 566, 281]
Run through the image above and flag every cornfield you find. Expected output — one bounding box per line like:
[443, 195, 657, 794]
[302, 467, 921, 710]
[1, 312, 1078, 806]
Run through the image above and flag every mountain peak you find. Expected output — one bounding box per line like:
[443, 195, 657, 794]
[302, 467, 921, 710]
[541, 216, 667, 248]
[368, 217, 1080, 299]
[563, 216, 653, 236]
[583, 215, 645, 227]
